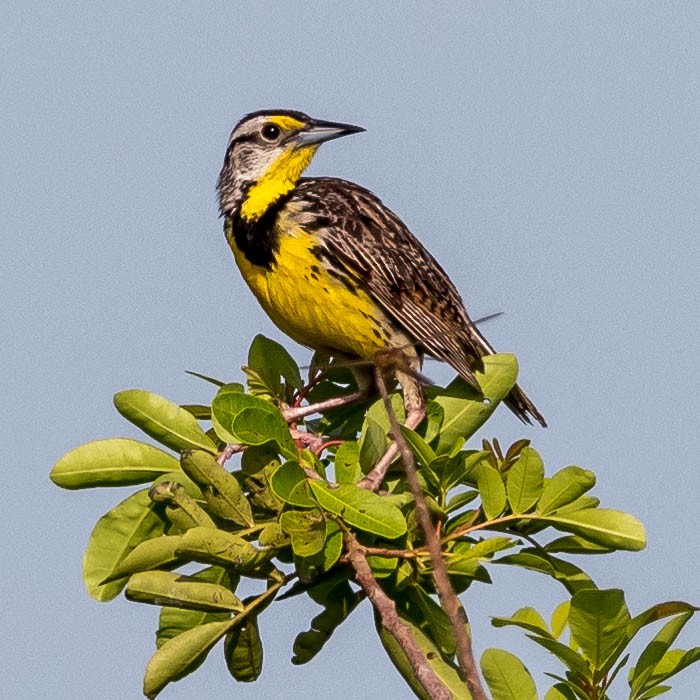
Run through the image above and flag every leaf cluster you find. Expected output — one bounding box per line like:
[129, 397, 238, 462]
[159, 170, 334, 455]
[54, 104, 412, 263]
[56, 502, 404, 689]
[50, 335, 697, 699]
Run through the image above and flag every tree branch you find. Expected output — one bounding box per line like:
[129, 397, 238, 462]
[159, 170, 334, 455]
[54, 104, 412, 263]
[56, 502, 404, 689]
[342, 528, 452, 700]
[374, 370, 489, 700]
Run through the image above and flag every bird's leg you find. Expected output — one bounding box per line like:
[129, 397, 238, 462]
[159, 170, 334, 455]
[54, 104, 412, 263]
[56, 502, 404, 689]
[357, 349, 427, 492]
[282, 364, 373, 423]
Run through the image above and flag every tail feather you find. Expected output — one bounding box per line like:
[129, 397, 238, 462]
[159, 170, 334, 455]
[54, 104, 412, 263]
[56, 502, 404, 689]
[504, 383, 547, 428]
[458, 325, 547, 428]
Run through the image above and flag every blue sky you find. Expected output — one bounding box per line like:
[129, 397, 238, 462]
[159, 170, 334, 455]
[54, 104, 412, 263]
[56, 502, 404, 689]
[2, 3, 698, 698]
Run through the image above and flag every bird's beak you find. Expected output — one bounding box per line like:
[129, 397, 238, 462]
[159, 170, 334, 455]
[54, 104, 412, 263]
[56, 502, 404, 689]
[295, 119, 366, 146]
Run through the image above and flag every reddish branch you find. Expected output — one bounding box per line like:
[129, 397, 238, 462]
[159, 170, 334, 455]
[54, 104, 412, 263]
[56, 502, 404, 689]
[343, 528, 452, 700]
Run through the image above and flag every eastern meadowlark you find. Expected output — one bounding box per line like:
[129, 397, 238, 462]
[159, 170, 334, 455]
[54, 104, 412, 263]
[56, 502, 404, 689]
[217, 110, 546, 428]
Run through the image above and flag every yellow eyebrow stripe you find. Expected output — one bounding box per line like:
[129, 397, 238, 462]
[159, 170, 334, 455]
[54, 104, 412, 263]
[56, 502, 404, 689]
[268, 115, 307, 131]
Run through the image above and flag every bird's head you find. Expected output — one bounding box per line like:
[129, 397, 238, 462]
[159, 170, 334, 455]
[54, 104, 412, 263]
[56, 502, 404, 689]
[217, 110, 365, 221]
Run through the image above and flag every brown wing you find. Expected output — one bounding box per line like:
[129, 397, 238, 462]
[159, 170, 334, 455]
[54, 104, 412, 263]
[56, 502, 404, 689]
[290, 177, 546, 427]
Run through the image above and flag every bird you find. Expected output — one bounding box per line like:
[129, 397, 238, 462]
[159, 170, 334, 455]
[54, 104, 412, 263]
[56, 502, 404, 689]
[216, 109, 546, 429]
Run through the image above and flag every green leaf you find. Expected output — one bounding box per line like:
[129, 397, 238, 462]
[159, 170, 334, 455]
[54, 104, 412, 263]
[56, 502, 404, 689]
[294, 519, 343, 583]
[232, 407, 297, 458]
[333, 441, 362, 484]
[544, 685, 578, 700]
[224, 618, 263, 682]
[114, 389, 216, 454]
[432, 353, 519, 454]
[210, 385, 297, 458]
[551, 495, 600, 515]
[241, 442, 280, 475]
[104, 534, 183, 582]
[445, 489, 479, 513]
[367, 554, 399, 578]
[544, 535, 614, 555]
[280, 509, 327, 557]
[423, 400, 444, 444]
[495, 549, 596, 595]
[149, 481, 216, 530]
[492, 607, 552, 638]
[292, 581, 362, 664]
[151, 471, 204, 500]
[506, 447, 544, 514]
[156, 566, 238, 648]
[551, 601, 571, 640]
[83, 488, 167, 601]
[319, 519, 343, 571]
[269, 460, 314, 507]
[481, 648, 538, 700]
[537, 466, 596, 515]
[526, 633, 592, 677]
[185, 370, 226, 387]
[175, 526, 270, 574]
[126, 570, 243, 612]
[534, 509, 646, 551]
[247, 333, 303, 392]
[629, 611, 694, 696]
[180, 450, 254, 526]
[374, 609, 469, 700]
[449, 537, 515, 564]
[636, 646, 700, 693]
[51, 438, 180, 489]
[144, 617, 234, 698]
[405, 585, 459, 656]
[309, 481, 407, 538]
[569, 588, 630, 676]
[628, 601, 697, 641]
[400, 425, 437, 467]
[475, 463, 507, 520]
[180, 404, 212, 420]
[637, 686, 672, 699]
[359, 415, 388, 472]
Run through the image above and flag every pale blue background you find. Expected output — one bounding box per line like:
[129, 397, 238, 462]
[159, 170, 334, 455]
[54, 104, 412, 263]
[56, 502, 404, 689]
[2, 3, 698, 698]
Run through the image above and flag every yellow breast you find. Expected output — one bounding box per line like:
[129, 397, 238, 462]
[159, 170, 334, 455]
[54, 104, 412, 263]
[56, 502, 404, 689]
[227, 214, 403, 360]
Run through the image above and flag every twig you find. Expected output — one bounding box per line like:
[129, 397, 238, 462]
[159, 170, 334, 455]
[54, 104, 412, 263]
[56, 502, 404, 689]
[342, 527, 452, 700]
[282, 388, 368, 422]
[375, 369, 489, 700]
[357, 405, 425, 491]
[217, 443, 243, 466]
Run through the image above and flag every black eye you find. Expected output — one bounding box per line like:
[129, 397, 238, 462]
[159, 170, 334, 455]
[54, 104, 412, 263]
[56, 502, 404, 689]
[261, 124, 280, 141]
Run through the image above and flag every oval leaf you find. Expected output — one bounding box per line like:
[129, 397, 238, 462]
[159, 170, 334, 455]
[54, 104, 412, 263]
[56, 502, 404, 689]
[105, 534, 183, 582]
[51, 438, 180, 489]
[156, 566, 238, 649]
[309, 482, 406, 539]
[535, 509, 646, 551]
[180, 450, 253, 526]
[629, 611, 694, 694]
[506, 447, 544, 514]
[114, 390, 216, 453]
[481, 648, 538, 700]
[280, 509, 327, 557]
[144, 618, 234, 698]
[175, 526, 270, 573]
[126, 570, 243, 612]
[247, 333, 303, 391]
[269, 461, 314, 507]
[292, 582, 362, 664]
[537, 466, 597, 515]
[433, 354, 519, 454]
[475, 463, 507, 520]
[569, 588, 630, 673]
[224, 618, 263, 682]
[83, 488, 167, 601]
